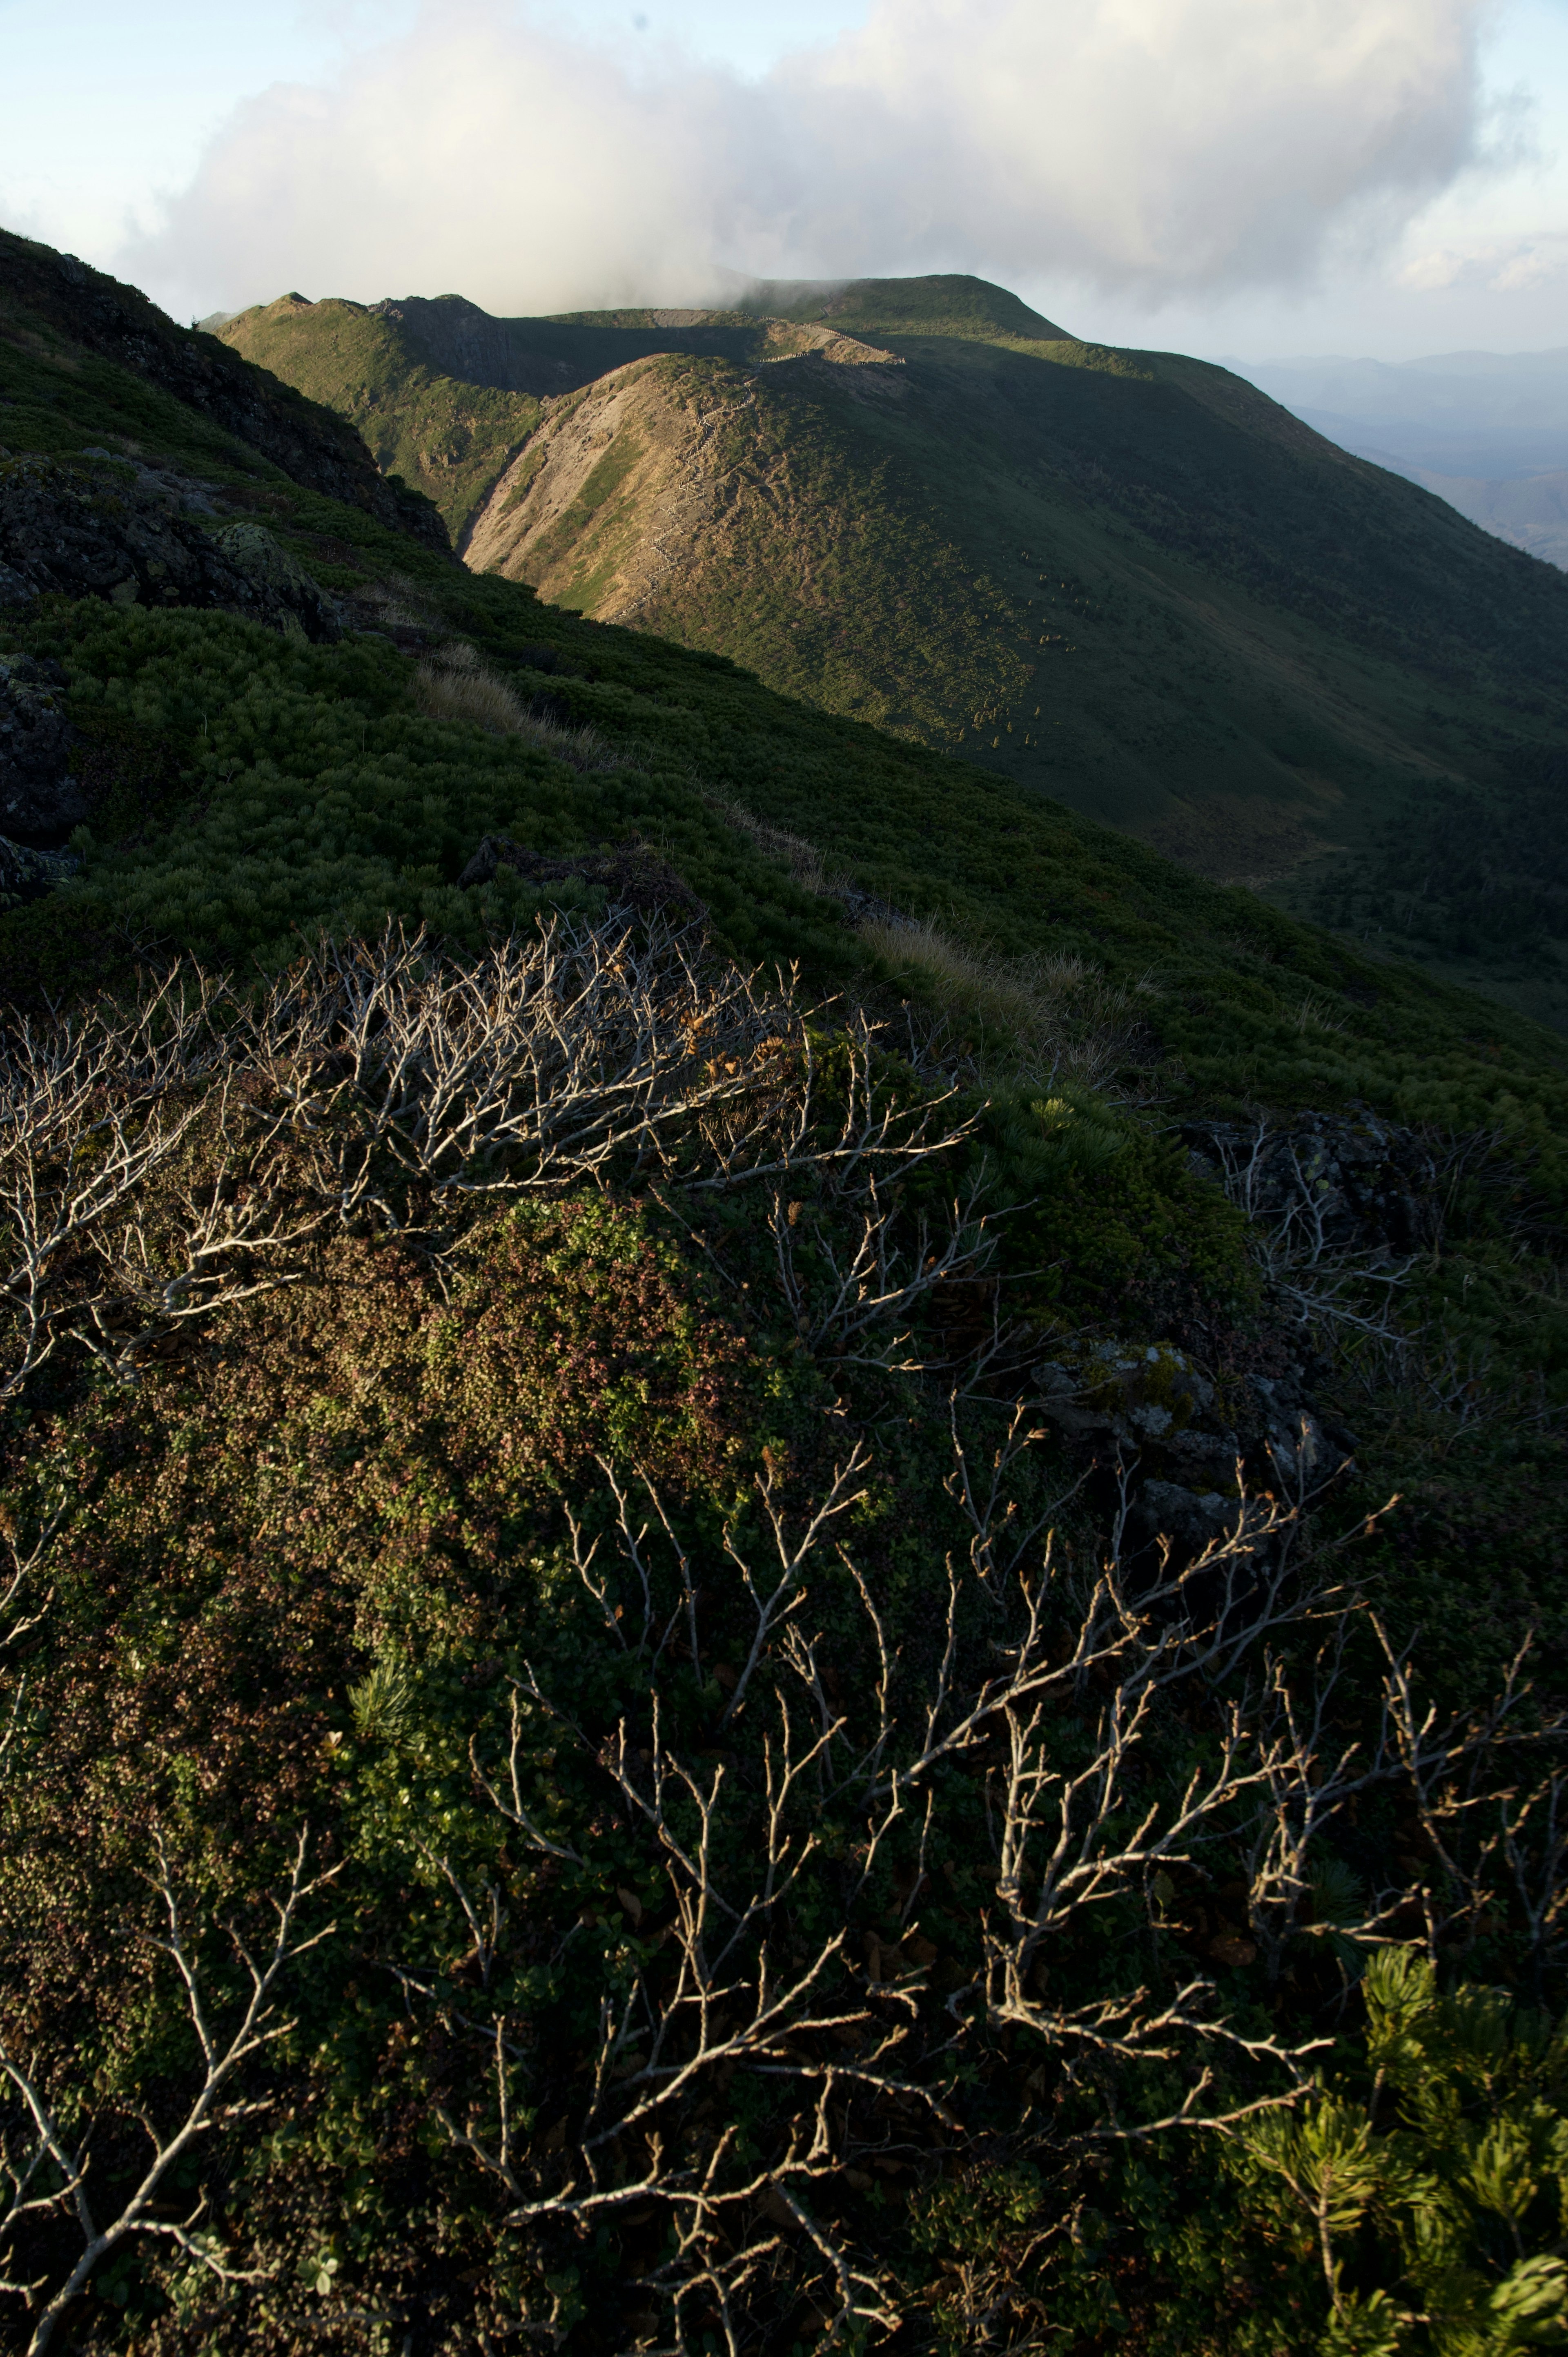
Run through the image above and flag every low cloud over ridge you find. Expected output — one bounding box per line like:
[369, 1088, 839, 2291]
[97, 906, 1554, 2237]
[127, 0, 1494, 319]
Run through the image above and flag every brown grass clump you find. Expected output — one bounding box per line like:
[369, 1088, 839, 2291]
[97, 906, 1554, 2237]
[858, 911, 1150, 1092]
[707, 795, 835, 896]
[415, 641, 621, 772]
[416, 647, 527, 734]
[702, 795, 1150, 1090]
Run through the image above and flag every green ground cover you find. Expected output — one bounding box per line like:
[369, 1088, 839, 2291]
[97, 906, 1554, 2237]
[209, 296, 544, 540]
[209, 275, 1568, 1035]
[4, 245, 1568, 2355]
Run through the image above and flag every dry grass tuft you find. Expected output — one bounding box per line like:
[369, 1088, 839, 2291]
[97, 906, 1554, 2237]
[417, 652, 527, 735]
[415, 644, 622, 773]
[1290, 990, 1348, 1037]
[702, 796, 1150, 1090]
[858, 913, 1149, 1093]
[711, 799, 835, 896]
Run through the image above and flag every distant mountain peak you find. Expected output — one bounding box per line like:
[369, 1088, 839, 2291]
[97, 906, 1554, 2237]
[731, 272, 1069, 341]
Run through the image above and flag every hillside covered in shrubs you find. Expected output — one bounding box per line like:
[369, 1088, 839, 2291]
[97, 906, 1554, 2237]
[3, 230, 1568, 2356]
[212, 270, 1568, 1038]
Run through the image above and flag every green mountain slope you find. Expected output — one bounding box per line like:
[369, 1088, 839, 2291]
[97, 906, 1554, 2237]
[211, 292, 546, 542]
[216, 273, 1568, 1026]
[17, 249, 1557, 1113]
[217, 292, 895, 541]
[6, 234, 1568, 2355]
[738, 269, 1069, 340]
[0, 227, 449, 550]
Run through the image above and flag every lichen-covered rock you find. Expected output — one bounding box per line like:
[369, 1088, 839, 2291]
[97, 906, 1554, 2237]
[212, 520, 341, 641]
[0, 457, 341, 642]
[1182, 1111, 1440, 1259]
[0, 650, 83, 841]
[1036, 1339, 1215, 1445]
[0, 828, 78, 908]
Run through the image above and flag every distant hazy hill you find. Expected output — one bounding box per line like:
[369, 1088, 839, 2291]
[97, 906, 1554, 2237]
[216, 276, 1568, 1015]
[1394, 464, 1568, 570]
[1236, 347, 1568, 570]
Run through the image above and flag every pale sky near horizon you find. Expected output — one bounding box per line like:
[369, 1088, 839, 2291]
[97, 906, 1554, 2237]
[2, 0, 1566, 362]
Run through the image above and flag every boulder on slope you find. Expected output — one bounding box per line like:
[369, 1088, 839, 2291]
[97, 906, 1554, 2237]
[0, 458, 342, 647]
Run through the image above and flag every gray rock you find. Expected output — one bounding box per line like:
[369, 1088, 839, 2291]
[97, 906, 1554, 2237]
[1165, 1425, 1241, 1467]
[837, 885, 907, 926]
[1181, 1111, 1440, 1258]
[0, 457, 342, 644]
[0, 651, 83, 841]
[1132, 1480, 1240, 1556]
[213, 520, 332, 623]
[0, 829, 79, 909]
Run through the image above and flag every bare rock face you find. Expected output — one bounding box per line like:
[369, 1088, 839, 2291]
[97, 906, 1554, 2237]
[0, 457, 342, 645]
[0, 651, 82, 843]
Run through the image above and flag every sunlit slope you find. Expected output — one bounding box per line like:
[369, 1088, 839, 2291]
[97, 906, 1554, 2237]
[458, 342, 1043, 751]
[216, 294, 893, 538]
[214, 294, 546, 539]
[219, 276, 1568, 891]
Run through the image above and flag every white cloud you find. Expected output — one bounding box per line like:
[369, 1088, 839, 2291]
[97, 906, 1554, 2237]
[124, 0, 1497, 320]
[1398, 244, 1471, 288]
[1396, 226, 1568, 288]
[1494, 236, 1568, 285]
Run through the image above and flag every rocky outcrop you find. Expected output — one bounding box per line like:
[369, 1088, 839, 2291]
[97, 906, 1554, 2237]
[1011, 1119, 1414, 1605]
[1182, 1112, 1441, 1260]
[0, 652, 80, 842]
[1029, 1315, 1357, 1584]
[0, 828, 78, 909]
[209, 520, 343, 636]
[0, 459, 342, 655]
[0, 230, 450, 553]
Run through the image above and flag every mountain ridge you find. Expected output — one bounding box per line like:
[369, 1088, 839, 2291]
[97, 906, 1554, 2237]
[215, 272, 1568, 1024]
[0, 227, 449, 551]
[731, 270, 1069, 340]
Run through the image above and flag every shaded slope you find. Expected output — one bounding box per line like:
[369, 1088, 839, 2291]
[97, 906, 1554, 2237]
[2, 240, 1562, 1135]
[213, 293, 546, 539]
[0, 228, 446, 551]
[0, 282, 455, 629]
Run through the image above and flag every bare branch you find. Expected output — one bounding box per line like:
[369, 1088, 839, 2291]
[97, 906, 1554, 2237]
[0, 1829, 338, 2353]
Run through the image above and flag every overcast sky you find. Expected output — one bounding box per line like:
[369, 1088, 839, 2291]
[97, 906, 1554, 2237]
[2, 0, 1566, 361]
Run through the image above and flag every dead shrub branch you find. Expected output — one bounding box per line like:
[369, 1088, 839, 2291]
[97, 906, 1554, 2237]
[381, 1412, 1565, 2348]
[0, 917, 980, 1409]
[0, 1831, 338, 2354]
